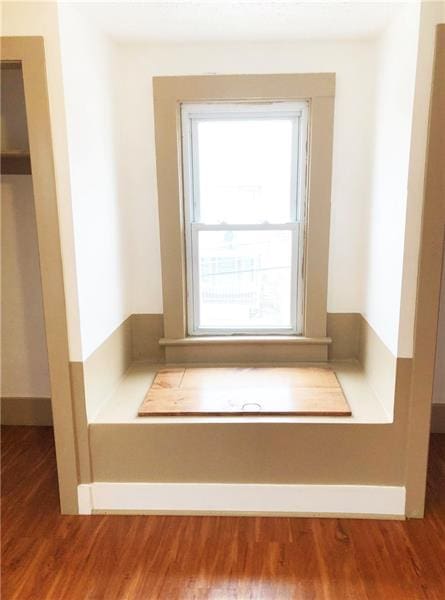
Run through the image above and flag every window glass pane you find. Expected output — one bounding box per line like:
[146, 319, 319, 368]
[197, 119, 295, 224]
[197, 230, 293, 330]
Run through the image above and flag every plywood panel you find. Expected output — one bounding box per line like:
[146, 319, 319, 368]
[139, 367, 351, 416]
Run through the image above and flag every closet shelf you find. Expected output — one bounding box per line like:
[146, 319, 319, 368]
[1, 150, 31, 174]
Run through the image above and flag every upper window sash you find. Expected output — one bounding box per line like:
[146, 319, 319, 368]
[181, 101, 309, 226]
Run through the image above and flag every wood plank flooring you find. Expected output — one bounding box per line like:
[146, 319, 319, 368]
[2, 426, 445, 599]
[139, 367, 351, 416]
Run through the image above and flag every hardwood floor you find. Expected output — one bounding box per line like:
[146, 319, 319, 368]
[2, 426, 445, 599]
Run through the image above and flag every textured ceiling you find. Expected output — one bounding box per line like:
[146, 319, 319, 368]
[70, 1, 409, 43]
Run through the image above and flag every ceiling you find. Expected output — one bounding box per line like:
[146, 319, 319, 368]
[71, 1, 410, 43]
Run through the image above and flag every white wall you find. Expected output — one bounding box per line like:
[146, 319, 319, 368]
[1, 0, 83, 360]
[57, 3, 132, 359]
[4, 1, 438, 363]
[114, 39, 377, 316]
[362, 3, 421, 357]
[3, 2, 134, 360]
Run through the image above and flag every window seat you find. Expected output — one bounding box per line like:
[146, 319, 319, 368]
[92, 360, 391, 425]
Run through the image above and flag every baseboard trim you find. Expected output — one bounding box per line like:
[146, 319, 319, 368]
[77, 482, 406, 518]
[1, 396, 52, 425]
[431, 403, 445, 433]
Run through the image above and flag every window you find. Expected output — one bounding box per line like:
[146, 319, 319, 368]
[181, 102, 308, 335]
[153, 73, 334, 361]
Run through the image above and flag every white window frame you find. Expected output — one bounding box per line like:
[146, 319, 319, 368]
[181, 101, 309, 337]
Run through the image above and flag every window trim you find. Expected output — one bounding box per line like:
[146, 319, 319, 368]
[153, 73, 335, 357]
[181, 101, 309, 336]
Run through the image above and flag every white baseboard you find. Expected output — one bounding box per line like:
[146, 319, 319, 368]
[77, 483, 93, 514]
[77, 482, 406, 518]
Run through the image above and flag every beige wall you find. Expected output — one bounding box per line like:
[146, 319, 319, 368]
[1, 68, 50, 400]
[1, 176, 50, 398]
[88, 316, 409, 500]
[433, 250, 445, 405]
[1, 67, 29, 149]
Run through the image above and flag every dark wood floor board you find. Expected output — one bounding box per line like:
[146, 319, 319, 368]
[1, 426, 445, 599]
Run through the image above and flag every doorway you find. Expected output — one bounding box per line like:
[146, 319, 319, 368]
[0, 38, 78, 514]
[1, 62, 52, 425]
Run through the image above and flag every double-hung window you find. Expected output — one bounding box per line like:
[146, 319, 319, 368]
[181, 102, 309, 336]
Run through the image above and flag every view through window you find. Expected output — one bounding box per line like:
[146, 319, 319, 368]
[181, 102, 308, 335]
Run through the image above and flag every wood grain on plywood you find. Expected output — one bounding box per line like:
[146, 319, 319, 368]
[139, 367, 351, 416]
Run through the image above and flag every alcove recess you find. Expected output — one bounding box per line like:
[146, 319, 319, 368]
[1, 62, 32, 175]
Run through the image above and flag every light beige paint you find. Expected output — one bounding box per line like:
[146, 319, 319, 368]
[153, 73, 335, 352]
[405, 25, 445, 518]
[131, 314, 165, 362]
[69, 362, 91, 483]
[327, 313, 361, 360]
[87, 312, 364, 366]
[1, 175, 51, 398]
[87, 317, 414, 519]
[68, 318, 133, 484]
[64, 307, 410, 515]
[163, 338, 329, 363]
[98, 312, 361, 364]
[76, 311, 375, 385]
[90, 415, 407, 486]
[1, 37, 79, 514]
[80, 317, 132, 421]
[95, 360, 390, 425]
[1, 397, 52, 426]
[1, 65, 50, 399]
[68, 315, 154, 461]
[359, 315, 397, 418]
[90, 382, 408, 490]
